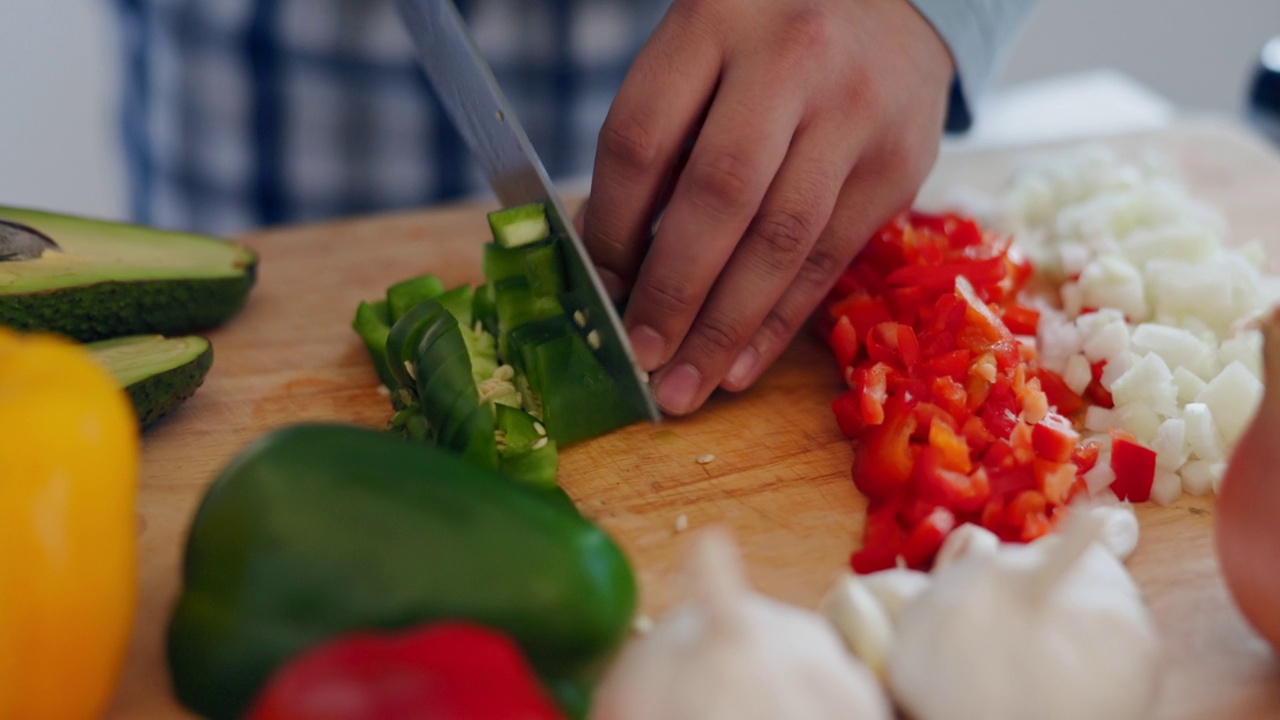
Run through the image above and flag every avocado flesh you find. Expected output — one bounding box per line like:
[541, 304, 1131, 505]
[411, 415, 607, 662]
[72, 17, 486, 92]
[88, 334, 215, 429]
[0, 206, 258, 341]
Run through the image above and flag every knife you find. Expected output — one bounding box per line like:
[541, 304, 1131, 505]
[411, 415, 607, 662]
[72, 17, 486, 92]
[391, 0, 661, 425]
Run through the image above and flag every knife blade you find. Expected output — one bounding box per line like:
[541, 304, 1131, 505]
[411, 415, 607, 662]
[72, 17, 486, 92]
[391, 0, 661, 425]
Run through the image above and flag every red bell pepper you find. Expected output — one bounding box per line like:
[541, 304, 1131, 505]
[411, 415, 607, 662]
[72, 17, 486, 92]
[245, 623, 566, 720]
[851, 395, 918, 500]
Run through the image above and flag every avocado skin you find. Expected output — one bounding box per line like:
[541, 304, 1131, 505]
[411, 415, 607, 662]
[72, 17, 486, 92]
[0, 265, 257, 342]
[123, 341, 215, 428]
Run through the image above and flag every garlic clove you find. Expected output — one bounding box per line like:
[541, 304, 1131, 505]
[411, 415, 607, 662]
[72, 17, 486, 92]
[859, 567, 931, 623]
[1088, 503, 1141, 561]
[819, 573, 895, 679]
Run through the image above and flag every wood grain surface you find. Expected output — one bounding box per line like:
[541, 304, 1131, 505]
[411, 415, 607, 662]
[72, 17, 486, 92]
[106, 118, 1280, 718]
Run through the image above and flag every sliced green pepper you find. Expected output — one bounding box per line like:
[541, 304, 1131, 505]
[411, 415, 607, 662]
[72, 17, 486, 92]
[386, 274, 445, 323]
[351, 300, 397, 390]
[488, 201, 551, 248]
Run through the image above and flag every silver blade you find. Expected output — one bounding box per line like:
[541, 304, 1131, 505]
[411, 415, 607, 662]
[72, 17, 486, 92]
[392, 0, 660, 424]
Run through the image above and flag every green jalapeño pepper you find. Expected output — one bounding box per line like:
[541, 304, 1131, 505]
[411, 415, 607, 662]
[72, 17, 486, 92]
[166, 423, 637, 720]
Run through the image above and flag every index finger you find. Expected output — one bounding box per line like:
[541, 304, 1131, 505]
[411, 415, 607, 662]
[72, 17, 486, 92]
[581, 3, 722, 301]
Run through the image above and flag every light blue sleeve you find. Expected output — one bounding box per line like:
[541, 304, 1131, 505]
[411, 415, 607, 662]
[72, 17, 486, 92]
[907, 0, 1041, 129]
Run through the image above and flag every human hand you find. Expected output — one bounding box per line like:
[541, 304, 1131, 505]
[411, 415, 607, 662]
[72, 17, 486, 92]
[580, 0, 955, 416]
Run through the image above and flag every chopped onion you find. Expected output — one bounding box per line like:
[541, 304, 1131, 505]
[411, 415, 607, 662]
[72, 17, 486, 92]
[1150, 468, 1183, 506]
[993, 145, 1277, 502]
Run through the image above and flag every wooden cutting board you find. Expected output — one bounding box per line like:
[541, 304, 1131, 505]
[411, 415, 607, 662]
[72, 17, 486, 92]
[107, 117, 1280, 718]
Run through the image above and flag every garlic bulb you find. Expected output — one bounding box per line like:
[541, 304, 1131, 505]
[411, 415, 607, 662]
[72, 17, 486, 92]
[887, 511, 1161, 720]
[590, 526, 893, 720]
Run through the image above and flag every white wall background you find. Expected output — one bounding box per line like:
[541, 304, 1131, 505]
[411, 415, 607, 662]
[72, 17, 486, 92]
[0, 0, 1276, 225]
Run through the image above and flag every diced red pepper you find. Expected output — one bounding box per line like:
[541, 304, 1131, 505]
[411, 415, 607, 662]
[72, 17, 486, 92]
[1033, 458, 1078, 505]
[921, 349, 972, 382]
[828, 294, 893, 341]
[1110, 429, 1156, 502]
[828, 315, 859, 369]
[1000, 303, 1041, 336]
[823, 209, 1107, 559]
[928, 419, 973, 473]
[916, 451, 991, 515]
[850, 362, 891, 426]
[1070, 440, 1100, 474]
[901, 507, 957, 569]
[851, 396, 919, 500]
[1031, 412, 1081, 463]
[1087, 361, 1115, 408]
[851, 502, 908, 574]
[885, 255, 1008, 293]
[961, 414, 995, 456]
[988, 464, 1037, 501]
[1034, 367, 1088, 417]
[1005, 489, 1048, 530]
[1020, 510, 1053, 542]
[831, 389, 866, 438]
[929, 375, 967, 420]
[866, 322, 921, 372]
[980, 496, 1007, 534]
[979, 379, 1020, 441]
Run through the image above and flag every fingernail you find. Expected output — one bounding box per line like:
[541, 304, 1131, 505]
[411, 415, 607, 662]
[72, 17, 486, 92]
[724, 346, 759, 390]
[654, 363, 702, 415]
[628, 325, 666, 370]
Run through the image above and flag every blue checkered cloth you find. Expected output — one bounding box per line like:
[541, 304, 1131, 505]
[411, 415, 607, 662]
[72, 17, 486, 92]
[113, 0, 668, 236]
[113, 0, 1030, 237]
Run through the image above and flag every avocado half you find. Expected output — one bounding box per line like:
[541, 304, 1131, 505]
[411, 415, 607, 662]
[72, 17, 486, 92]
[0, 206, 258, 341]
[88, 334, 214, 429]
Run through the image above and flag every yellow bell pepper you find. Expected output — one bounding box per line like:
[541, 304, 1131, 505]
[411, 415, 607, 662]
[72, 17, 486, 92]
[0, 327, 140, 719]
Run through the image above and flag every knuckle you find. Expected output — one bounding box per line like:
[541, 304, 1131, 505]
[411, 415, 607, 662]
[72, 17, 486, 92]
[693, 309, 745, 355]
[642, 272, 699, 318]
[686, 150, 756, 214]
[777, 8, 833, 62]
[751, 205, 819, 271]
[599, 111, 662, 174]
[795, 242, 847, 290]
[758, 304, 803, 349]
